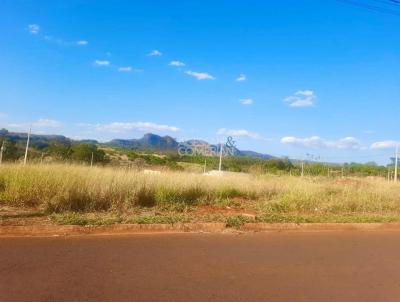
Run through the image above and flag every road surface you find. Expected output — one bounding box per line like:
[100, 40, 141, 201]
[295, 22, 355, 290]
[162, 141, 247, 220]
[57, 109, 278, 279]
[1, 231, 400, 301]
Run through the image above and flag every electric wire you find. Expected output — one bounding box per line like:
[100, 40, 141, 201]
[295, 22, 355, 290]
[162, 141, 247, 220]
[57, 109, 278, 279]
[336, 0, 400, 16]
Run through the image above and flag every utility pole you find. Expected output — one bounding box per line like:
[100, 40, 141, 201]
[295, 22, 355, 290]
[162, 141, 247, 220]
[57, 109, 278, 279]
[90, 152, 94, 167]
[218, 142, 223, 172]
[0, 140, 4, 165]
[203, 144, 207, 173]
[23, 125, 31, 166]
[301, 161, 304, 178]
[395, 144, 398, 182]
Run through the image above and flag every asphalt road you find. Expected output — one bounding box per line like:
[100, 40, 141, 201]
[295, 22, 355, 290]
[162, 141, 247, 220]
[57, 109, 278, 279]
[1, 232, 400, 302]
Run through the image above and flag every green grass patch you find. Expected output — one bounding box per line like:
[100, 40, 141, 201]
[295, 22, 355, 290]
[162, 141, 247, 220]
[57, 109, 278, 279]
[256, 213, 400, 223]
[50, 212, 122, 225]
[124, 215, 192, 224]
[225, 215, 255, 228]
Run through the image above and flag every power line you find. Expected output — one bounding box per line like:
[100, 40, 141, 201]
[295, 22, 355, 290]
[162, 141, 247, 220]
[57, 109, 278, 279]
[372, 0, 400, 6]
[336, 0, 400, 16]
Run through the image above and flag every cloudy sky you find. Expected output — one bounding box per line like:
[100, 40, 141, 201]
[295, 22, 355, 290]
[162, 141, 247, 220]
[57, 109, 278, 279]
[1, 0, 400, 164]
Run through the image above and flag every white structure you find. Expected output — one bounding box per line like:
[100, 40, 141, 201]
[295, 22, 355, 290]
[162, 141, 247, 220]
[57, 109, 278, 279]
[143, 169, 162, 175]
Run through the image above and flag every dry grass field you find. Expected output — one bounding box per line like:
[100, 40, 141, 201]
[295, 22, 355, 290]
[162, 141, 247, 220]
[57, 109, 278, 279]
[1, 163, 400, 226]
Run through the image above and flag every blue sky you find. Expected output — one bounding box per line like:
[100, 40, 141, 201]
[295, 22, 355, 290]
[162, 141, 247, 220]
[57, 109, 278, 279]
[1, 0, 400, 164]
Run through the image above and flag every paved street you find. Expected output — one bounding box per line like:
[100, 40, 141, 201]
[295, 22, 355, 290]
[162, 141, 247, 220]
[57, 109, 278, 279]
[1, 232, 400, 301]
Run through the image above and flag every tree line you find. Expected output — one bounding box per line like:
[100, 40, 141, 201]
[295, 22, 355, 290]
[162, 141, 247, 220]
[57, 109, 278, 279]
[0, 138, 107, 164]
[0, 136, 390, 176]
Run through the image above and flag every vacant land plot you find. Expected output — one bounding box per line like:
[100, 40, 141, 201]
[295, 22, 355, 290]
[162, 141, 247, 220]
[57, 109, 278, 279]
[1, 163, 400, 226]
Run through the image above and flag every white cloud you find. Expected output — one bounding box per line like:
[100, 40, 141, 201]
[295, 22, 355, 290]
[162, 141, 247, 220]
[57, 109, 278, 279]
[26, 25, 88, 48]
[281, 136, 360, 149]
[240, 98, 253, 105]
[76, 40, 88, 45]
[335, 137, 361, 149]
[5, 123, 24, 129]
[33, 119, 62, 128]
[370, 140, 399, 150]
[169, 60, 185, 67]
[43, 35, 67, 46]
[148, 50, 162, 56]
[6, 119, 62, 130]
[185, 70, 215, 80]
[281, 136, 325, 148]
[79, 122, 179, 133]
[43, 35, 77, 47]
[94, 60, 111, 66]
[27, 24, 40, 34]
[236, 74, 246, 82]
[0, 112, 7, 119]
[217, 128, 261, 139]
[284, 90, 316, 107]
[118, 66, 132, 72]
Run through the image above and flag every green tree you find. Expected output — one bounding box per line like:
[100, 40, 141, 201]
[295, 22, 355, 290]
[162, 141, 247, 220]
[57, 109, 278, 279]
[0, 138, 20, 161]
[71, 144, 107, 164]
[46, 142, 72, 160]
[263, 158, 293, 172]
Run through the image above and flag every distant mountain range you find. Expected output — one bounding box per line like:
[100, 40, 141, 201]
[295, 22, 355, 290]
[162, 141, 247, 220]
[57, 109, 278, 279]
[0, 128, 70, 149]
[108, 133, 179, 150]
[0, 129, 274, 160]
[107, 133, 274, 159]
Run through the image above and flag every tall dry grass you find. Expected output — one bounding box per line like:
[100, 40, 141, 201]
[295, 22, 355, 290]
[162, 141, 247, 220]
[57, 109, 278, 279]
[1, 163, 400, 220]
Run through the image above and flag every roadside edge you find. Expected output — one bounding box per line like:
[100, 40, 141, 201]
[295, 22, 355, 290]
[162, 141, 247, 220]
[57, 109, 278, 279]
[3, 222, 400, 237]
[0, 223, 227, 237]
